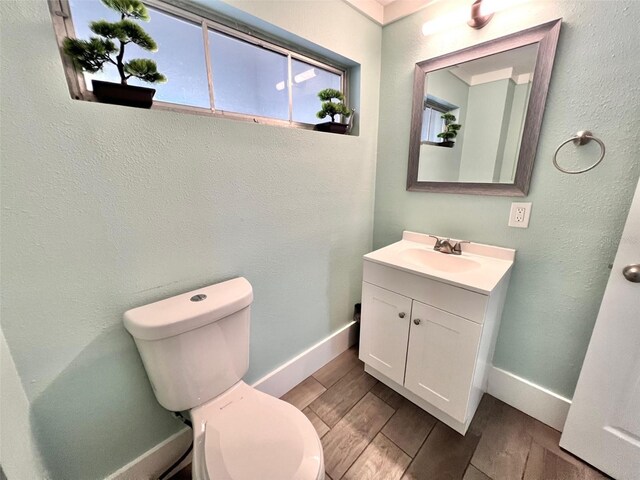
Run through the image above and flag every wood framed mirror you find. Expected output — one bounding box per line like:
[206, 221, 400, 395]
[407, 19, 561, 196]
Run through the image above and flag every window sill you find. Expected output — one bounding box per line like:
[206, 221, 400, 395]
[72, 91, 358, 135]
[421, 141, 452, 147]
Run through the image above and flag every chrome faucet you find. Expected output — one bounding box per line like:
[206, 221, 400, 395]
[428, 236, 470, 255]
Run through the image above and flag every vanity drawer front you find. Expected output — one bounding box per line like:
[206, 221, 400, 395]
[363, 260, 488, 323]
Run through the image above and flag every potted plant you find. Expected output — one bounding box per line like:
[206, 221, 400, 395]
[63, 0, 167, 109]
[314, 88, 352, 134]
[437, 112, 462, 147]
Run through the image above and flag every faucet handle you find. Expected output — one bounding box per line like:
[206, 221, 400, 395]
[428, 235, 445, 250]
[428, 235, 443, 245]
[453, 240, 470, 254]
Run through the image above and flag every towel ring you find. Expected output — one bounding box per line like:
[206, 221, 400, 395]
[553, 130, 606, 174]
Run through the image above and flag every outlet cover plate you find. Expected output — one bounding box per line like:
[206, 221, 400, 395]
[509, 202, 532, 228]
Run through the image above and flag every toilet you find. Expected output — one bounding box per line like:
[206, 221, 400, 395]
[123, 277, 324, 480]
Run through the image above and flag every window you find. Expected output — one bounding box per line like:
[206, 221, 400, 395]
[208, 30, 289, 120]
[291, 58, 342, 124]
[421, 95, 458, 144]
[53, 0, 346, 128]
[69, 0, 211, 108]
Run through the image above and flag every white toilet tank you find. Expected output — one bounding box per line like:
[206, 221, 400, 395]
[123, 277, 253, 412]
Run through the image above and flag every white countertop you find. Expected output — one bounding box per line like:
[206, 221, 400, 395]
[364, 231, 515, 294]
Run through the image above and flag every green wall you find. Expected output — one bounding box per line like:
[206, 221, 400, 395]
[0, 328, 47, 480]
[459, 79, 514, 182]
[374, 0, 640, 399]
[0, 0, 381, 478]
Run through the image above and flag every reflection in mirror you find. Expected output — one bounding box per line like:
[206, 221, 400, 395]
[407, 20, 561, 195]
[418, 44, 538, 183]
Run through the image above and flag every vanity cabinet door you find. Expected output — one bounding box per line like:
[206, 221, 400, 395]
[360, 282, 412, 385]
[405, 301, 482, 423]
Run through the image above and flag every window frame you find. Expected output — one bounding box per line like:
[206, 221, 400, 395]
[47, 0, 348, 130]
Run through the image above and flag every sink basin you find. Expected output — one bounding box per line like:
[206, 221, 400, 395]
[398, 248, 481, 273]
[364, 232, 515, 294]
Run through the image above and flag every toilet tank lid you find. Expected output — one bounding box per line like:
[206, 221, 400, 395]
[123, 277, 253, 341]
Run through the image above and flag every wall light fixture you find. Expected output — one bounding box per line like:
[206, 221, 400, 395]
[422, 0, 528, 36]
[467, 0, 494, 29]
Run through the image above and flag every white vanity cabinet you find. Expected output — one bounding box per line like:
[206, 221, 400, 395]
[359, 231, 515, 434]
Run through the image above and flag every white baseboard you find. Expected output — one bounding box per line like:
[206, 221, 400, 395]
[252, 321, 358, 398]
[106, 321, 358, 479]
[106, 428, 192, 480]
[487, 366, 572, 431]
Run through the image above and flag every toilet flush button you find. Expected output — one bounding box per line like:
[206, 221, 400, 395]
[190, 294, 207, 302]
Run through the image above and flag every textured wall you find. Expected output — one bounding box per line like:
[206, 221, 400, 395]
[0, 0, 381, 477]
[0, 328, 47, 480]
[374, 0, 640, 399]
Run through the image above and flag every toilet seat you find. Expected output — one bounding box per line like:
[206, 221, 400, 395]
[191, 382, 324, 480]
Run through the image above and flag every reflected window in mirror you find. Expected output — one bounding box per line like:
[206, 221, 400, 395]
[421, 96, 457, 145]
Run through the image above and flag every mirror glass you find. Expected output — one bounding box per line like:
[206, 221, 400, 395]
[417, 44, 538, 183]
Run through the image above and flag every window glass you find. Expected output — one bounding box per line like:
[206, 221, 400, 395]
[422, 104, 448, 143]
[68, 0, 210, 108]
[422, 107, 445, 143]
[291, 58, 341, 124]
[208, 30, 289, 120]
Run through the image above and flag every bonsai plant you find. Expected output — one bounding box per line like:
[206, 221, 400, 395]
[437, 112, 462, 147]
[63, 0, 167, 109]
[314, 88, 352, 134]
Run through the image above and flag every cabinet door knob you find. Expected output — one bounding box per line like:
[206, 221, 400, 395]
[399, 312, 406, 318]
[623, 264, 640, 283]
[413, 318, 421, 325]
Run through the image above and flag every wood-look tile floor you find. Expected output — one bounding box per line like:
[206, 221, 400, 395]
[286, 348, 609, 480]
[174, 348, 609, 480]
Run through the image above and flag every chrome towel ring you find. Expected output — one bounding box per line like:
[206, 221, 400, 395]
[553, 130, 606, 174]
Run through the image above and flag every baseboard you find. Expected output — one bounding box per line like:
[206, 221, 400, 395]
[252, 321, 358, 397]
[106, 321, 358, 479]
[106, 428, 192, 480]
[487, 366, 571, 431]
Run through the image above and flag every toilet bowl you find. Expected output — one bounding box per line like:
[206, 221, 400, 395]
[123, 277, 324, 480]
[191, 382, 324, 480]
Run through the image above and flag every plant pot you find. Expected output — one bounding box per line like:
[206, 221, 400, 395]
[314, 121, 349, 134]
[91, 80, 156, 109]
[437, 140, 455, 148]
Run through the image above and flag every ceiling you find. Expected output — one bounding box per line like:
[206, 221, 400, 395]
[451, 43, 539, 84]
[343, 0, 435, 25]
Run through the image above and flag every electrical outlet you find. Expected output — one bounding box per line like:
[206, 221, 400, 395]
[509, 202, 532, 228]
